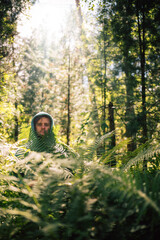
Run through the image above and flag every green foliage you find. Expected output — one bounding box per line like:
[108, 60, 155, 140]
[0, 0, 36, 50]
[0, 139, 160, 239]
[83, 0, 160, 152]
[0, 101, 24, 141]
[0, 0, 36, 91]
[0, 0, 160, 237]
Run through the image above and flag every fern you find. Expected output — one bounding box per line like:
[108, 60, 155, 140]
[123, 141, 160, 171]
[1, 139, 160, 239]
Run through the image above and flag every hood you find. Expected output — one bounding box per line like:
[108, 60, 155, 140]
[31, 112, 54, 132]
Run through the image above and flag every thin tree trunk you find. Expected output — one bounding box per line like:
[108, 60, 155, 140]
[125, 69, 137, 152]
[101, 22, 107, 150]
[14, 101, 18, 141]
[137, 1, 147, 143]
[89, 84, 103, 158]
[67, 53, 71, 145]
[90, 84, 101, 137]
[75, 0, 83, 26]
[108, 102, 116, 148]
[12, 43, 19, 142]
[108, 102, 116, 166]
[136, 0, 147, 170]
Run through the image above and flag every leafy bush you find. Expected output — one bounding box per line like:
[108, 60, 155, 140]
[0, 140, 160, 240]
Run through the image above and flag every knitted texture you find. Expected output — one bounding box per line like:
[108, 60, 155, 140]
[15, 112, 58, 158]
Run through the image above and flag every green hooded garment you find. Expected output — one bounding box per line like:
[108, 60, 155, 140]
[15, 112, 58, 158]
[27, 112, 56, 153]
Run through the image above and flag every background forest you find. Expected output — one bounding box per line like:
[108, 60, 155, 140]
[0, 0, 160, 239]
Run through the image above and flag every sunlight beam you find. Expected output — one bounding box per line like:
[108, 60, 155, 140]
[18, 0, 75, 39]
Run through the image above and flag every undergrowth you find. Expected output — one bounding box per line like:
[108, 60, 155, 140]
[0, 138, 160, 240]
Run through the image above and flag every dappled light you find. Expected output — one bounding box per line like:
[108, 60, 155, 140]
[0, 0, 160, 239]
[18, 0, 76, 42]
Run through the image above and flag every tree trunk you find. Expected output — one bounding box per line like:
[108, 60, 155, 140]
[67, 53, 71, 145]
[89, 84, 103, 158]
[136, 0, 148, 170]
[101, 21, 107, 150]
[14, 101, 18, 142]
[75, 0, 83, 26]
[12, 43, 19, 142]
[108, 102, 116, 167]
[108, 102, 116, 148]
[137, 0, 147, 143]
[125, 69, 137, 152]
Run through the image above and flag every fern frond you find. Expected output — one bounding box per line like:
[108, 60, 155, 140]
[123, 143, 160, 171]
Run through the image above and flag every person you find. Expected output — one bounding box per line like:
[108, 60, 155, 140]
[14, 112, 74, 184]
[15, 112, 65, 158]
[27, 112, 56, 153]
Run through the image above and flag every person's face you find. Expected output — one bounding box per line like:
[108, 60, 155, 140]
[35, 117, 50, 136]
